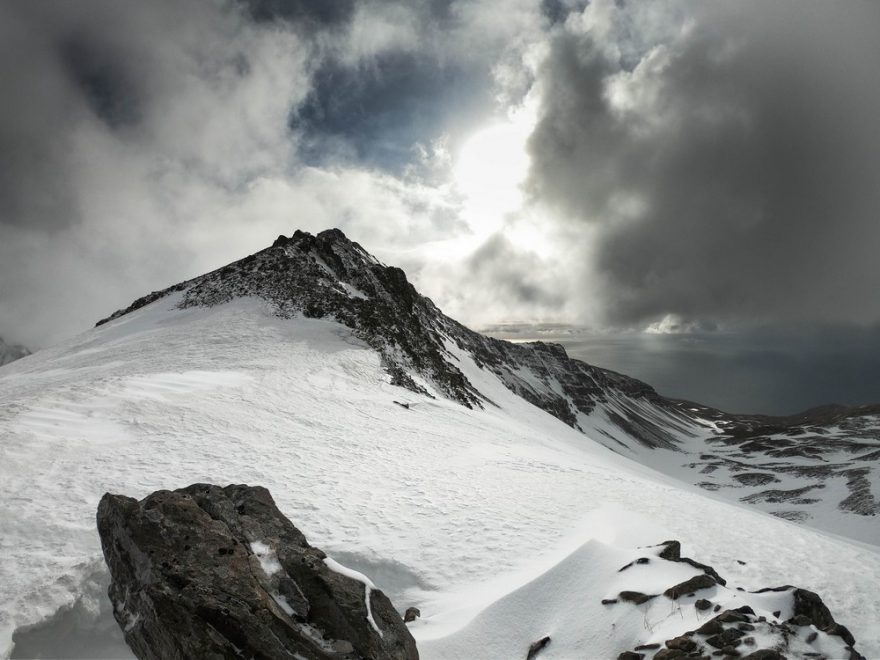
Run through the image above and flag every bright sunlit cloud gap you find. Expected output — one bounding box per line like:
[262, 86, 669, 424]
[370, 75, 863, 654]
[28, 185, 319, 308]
[452, 105, 535, 238]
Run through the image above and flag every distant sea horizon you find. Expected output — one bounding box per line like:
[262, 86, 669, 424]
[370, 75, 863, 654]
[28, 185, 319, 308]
[481, 323, 880, 416]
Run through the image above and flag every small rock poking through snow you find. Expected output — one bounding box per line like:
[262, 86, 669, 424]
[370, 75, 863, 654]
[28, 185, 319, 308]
[96, 483, 418, 660]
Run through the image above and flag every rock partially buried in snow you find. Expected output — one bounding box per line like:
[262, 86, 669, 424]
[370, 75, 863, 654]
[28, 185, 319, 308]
[663, 573, 716, 599]
[96, 483, 418, 659]
[526, 635, 551, 659]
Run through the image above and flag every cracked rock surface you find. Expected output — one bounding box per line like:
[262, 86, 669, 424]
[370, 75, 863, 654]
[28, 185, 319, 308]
[96, 483, 418, 660]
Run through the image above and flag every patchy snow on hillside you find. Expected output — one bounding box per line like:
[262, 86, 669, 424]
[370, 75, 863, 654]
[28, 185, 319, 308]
[1, 297, 878, 658]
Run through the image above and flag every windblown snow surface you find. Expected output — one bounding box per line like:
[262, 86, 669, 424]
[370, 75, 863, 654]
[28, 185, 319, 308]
[1, 296, 879, 658]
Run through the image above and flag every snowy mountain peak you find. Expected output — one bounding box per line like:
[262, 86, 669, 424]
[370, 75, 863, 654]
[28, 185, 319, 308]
[96, 228, 689, 443]
[98, 228, 486, 406]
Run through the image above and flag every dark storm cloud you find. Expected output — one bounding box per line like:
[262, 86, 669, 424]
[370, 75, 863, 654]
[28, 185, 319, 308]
[0, 5, 79, 229]
[526, 0, 880, 328]
[239, 0, 356, 27]
[285, 0, 514, 172]
[240, 0, 454, 29]
[0, 0, 312, 346]
[294, 51, 489, 169]
[468, 234, 566, 307]
[0, 0, 544, 348]
[0, 1, 258, 227]
[539, 0, 584, 26]
[60, 35, 143, 129]
[488, 322, 880, 414]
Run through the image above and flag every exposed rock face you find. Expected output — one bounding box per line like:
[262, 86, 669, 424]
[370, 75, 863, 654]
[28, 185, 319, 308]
[96, 483, 418, 660]
[0, 337, 30, 367]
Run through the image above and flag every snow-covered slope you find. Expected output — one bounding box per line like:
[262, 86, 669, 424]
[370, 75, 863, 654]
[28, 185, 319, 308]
[1, 230, 878, 658]
[92, 228, 880, 546]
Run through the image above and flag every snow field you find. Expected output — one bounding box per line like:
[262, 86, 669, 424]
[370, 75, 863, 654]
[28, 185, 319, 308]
[1, 297, 878, 658]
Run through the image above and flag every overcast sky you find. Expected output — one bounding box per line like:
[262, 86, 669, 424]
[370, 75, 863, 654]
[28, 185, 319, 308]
[2, 0, 879, 409]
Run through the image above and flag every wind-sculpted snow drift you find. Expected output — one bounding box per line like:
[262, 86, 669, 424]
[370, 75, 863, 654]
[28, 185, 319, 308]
[421, 538, 866, 660]
[2, 228, 879, 659]
[98, 228, 880, 539]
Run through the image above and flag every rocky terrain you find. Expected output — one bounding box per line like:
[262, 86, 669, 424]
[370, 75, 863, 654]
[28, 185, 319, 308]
[610, 541, 864, 660]
[97, 483, 418, 660]
[97, 229, 880, 539]
[667, 400, 880, 529]
[0, 337, 30, 367]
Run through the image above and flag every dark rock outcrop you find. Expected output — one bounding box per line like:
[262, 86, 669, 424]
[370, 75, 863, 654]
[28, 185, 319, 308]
[618, 591, 658, 605]
[739, 651, 786, 660]
[634, 643, 661, 651]
[665, 636, 697, 651]
[749, 585, 855, 645]
[791, 589, 854, 646]
[664, 574, 716, 599]
[0, 337, 30, 367]
[526, 635, 551, 659]
[97, 483, 418, 660]
[656, 540, 727, 586]
[732, 473, 779, 487]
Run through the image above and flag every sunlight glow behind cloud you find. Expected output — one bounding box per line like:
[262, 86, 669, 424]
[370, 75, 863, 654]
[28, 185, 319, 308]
[452, 106, 535, 237]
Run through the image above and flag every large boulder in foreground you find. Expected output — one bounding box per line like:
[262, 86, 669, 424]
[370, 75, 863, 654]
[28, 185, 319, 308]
[97, 483, 419, 660]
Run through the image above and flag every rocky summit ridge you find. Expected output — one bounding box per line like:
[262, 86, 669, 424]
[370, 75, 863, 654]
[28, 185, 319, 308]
[97, 229, 880, 529]
[97, 228, 695, 447]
